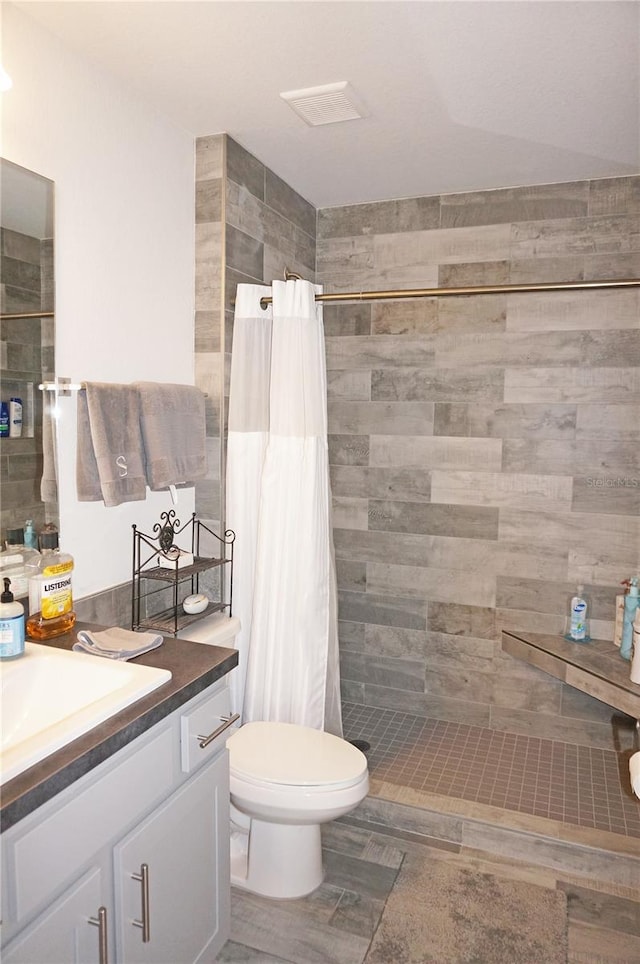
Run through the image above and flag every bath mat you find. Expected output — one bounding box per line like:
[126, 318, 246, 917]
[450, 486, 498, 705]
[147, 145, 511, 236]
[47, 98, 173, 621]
[364, 852, 568, 964]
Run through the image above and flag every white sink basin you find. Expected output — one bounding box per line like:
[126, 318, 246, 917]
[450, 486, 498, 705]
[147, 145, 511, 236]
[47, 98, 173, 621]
[1, 642, 172, 785]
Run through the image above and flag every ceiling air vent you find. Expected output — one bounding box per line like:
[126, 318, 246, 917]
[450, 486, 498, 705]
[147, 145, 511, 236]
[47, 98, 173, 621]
[280, 82, 367, 127]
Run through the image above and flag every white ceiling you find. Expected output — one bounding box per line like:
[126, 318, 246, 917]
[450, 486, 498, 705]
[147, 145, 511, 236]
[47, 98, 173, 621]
[14, 0, 640, 209]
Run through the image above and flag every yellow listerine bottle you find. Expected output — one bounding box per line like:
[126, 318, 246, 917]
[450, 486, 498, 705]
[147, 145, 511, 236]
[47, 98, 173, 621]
[26, 525, 76, 640]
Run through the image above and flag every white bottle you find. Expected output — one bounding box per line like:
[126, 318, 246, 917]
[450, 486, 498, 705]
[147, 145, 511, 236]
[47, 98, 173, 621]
[9, 397, 22, 438]
[0, 576, 25, 660]
[567, 585, 588, 642]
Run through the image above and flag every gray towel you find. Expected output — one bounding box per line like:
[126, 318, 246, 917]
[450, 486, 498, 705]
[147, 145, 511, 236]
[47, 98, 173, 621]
[76, 383, 147, 507]
[136, 382, 207, 490]
[73, 627, 163, 660]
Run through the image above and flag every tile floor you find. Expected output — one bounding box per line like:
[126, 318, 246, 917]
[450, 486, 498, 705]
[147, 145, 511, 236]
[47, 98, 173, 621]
[342, 703, 640, 839]
[216, 706, 640, 963]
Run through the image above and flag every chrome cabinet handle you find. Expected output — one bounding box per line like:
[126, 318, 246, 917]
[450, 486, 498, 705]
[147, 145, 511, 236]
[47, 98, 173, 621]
[131, 863, 150, 943]
[88, 906, 109, 964]
[198, 712, 240, 749]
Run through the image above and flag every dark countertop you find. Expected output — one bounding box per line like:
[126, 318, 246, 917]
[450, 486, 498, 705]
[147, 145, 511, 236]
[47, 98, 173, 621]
[1, 622, 238, 833]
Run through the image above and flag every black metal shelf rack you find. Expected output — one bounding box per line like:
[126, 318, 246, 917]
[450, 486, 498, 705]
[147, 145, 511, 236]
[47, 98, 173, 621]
[131, 510, 234, 637]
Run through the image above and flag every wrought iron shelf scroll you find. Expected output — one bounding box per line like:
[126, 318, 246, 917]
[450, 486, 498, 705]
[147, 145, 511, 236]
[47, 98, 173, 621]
[131, 510, 235, 637]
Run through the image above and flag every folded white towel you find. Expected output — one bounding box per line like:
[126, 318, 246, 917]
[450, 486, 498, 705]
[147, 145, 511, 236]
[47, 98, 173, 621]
[76, 383, 147, 507]
[135, 382, 207, 490]
[73, 627, 163, 660]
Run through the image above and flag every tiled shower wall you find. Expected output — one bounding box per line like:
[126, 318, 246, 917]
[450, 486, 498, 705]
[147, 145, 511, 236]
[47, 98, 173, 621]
[193, 133, 316, 531]
[317, 177, 640, 751]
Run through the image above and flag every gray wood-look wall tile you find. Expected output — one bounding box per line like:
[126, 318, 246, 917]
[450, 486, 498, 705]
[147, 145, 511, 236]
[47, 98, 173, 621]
[371, 299, 438, 335]
[511, 214, 639, 258]
[372, 367, 505, 403]
[367, 562, 496, 608]
[339, 620, 365, 652]
[576, 404, 640, 440]
[369, 436, 502, 470]
[589, 175, 640, 216]
[335, 558, 367, 593]
[572, 476, 640, 517]
[341, 651, 426, 693]
[438, 259, 510, 287]
[365, 624, 430, 660]
[427, 602, 497, 640]
[440, 182, 589, 229]
[323, 303, 372, 337]
[195, 133, 223, 181]
[434, 402, 577, 439]
[364, 683, 492, 725]
[506, 288, 640, 331]
[329, 401, 435, 436]
[496, 577, 617, 620]
[226, 136, 265, 200]
[326, 334, 434, 369]
[338, 589, 426, 630]
[330, 465, 432, 501]
[431, 469, 573, 512]
[195, 178, 222, 223]
[508, 255, 584, 284]
[317, 195, 440, 239]
[504, 367, 640, 403]
[327, 371, 371, 401]
[584, 250, 640, 279]
[265, 167, 315, 238]
[437, 295, 507, 333]
[368, 500, 499, 540]
[328, 435, 370, 466]
[333, 497, 369, 531]
[436, 329, 587, 367]
[502, 439, 640, 476]
[225, 223, 264, 279]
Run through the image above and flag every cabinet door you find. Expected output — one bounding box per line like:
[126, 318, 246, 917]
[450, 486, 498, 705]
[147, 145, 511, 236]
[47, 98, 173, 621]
[114, 752, 229, 964]
[2, 868, 106, 964]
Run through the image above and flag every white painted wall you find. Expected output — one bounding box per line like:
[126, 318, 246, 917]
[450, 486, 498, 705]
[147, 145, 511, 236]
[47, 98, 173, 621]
[2, 3, 196, 597]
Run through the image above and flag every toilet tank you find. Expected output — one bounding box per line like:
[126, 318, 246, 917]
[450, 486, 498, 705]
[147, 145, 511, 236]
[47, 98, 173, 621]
[177, 613, 241, 647]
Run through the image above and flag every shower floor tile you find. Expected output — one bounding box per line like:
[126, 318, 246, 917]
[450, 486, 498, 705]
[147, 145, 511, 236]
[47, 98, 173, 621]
[342, 703, 640, 839]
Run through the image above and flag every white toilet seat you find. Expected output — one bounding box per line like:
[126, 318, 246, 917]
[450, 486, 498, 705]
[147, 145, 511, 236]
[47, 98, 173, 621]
[227, 720, 367, 791]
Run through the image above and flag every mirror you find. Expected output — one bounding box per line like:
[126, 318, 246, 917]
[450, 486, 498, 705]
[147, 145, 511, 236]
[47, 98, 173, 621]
[0, 158, 57, 542]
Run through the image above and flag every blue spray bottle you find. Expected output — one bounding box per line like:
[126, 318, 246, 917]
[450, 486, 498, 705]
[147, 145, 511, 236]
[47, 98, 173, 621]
[620, 577, 639, 660]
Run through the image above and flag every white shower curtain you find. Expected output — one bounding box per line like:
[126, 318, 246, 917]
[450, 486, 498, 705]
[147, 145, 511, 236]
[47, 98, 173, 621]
[226, 279, 342, 736]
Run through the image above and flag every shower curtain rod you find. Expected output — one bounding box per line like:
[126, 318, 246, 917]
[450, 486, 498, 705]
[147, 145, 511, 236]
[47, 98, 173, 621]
[0, 311, 55, 320]
[257, 277, 640, 309]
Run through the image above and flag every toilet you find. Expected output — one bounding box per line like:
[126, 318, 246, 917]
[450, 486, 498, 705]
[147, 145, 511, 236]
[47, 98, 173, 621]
[178, 612, 369, 899]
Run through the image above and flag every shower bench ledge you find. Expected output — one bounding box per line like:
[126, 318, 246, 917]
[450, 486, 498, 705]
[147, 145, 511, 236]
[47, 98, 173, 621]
[501, 630, 640, 720]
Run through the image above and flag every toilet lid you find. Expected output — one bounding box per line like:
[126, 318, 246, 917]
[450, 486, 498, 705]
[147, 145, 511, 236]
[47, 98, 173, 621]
[227, 721, 368, 789]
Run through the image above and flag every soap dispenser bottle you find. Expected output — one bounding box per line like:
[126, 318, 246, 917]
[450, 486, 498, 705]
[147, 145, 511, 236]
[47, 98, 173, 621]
[566, 585, 589, 642]
[620, 577, 639, 660]
[0, 577, 25, 660]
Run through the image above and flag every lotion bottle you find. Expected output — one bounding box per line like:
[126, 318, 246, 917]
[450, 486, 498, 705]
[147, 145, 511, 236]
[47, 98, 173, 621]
[0, 577, 25, 660]
[620, 577, 639, 661]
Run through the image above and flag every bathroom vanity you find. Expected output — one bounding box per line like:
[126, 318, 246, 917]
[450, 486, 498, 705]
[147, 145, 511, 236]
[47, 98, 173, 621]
[0, 624, 238, 964]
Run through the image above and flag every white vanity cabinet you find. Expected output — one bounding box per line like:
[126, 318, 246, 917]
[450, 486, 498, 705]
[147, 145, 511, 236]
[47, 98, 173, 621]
[1, 677, 233, 964]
